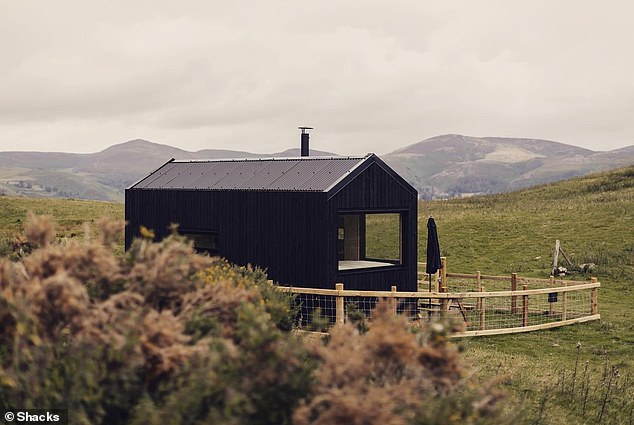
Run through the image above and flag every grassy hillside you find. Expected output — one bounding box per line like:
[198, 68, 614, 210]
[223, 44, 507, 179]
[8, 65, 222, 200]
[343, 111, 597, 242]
[0, 195, 123, 242]
[421, 165, 634, 424]
[421, 166, 634, 280]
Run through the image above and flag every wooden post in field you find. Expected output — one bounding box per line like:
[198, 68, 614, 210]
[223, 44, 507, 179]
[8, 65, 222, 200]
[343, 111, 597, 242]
[591, 277, 598, 315]
[511, 273, 518, 314]
[335, 283, 345, 325]
[440, 257, 448, 314]
[390, 285, 397, 316]
[522, 283, 529, 327]
[552, 239, 561, 275]
[440, 257, 447, 292]
[476, 271, 482, 311]
[479, 286, 486, 330]
[562, 281, 568, 321]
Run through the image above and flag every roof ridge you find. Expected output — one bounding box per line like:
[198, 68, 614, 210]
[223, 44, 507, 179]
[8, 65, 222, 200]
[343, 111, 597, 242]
[171, 155, 368, 163]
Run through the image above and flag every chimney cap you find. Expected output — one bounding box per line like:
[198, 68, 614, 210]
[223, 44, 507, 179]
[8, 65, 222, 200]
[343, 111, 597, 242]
[298, 126, 313, 133]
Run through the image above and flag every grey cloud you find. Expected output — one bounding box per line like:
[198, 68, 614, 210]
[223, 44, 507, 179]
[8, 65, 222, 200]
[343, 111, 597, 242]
[0, 0, 633, 154]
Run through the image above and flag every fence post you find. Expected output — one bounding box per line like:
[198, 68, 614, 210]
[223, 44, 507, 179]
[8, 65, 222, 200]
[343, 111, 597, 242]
[591, 277, 598, 315]
[522, 283, 529, 327]
[390, 285, 397, 316]
[442, 296, 450, 318]
[511, 273, 518, 314]
[479, 286, 486, 330]
[335, 283, 345, 325]
[476, 271, 482, 311]
[562, 281, 567, 321]
[440, 257, 447, 292]
[440, 257, 447, 313]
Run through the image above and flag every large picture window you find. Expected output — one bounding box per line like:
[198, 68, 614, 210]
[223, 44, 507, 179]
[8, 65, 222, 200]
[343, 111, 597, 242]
[337, 212, 402, 271]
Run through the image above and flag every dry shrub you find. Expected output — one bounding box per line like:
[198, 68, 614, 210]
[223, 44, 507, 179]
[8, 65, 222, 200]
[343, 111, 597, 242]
[24, 242, 122, 301]
[138, 309, 211, 387]
[96, 217, 125, 246]
[293, 305, 428, 425]
[24, 212, 55, 247]
[1, 214, 314, 425]
[1, 214, 509, 425]
[180, 279, 261, 340]
[0, 259, 45, 359]
[30, 272, 90, 339]
[293, 301, 509, 425]
[201, 261, 297, 332]
[79, 294, 210, 392]
[0, 257, 27, 289]
[125, 235, 214, 312]
[79, 291, 146, 347]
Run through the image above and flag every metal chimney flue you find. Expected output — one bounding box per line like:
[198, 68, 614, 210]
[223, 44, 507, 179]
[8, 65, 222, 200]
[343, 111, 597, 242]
[298, 126, 313, 157]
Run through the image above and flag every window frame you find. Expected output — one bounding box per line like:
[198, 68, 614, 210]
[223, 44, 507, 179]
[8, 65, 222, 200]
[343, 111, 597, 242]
[336, 209, 405, 272]
[179, 228, 220, 256]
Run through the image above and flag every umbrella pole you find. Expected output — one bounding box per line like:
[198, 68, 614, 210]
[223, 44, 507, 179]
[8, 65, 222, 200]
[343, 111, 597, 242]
[428, 273, 432, 309]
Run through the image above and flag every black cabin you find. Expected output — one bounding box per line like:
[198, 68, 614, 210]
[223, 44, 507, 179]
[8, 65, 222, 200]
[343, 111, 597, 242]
[125, 153, 418, 292]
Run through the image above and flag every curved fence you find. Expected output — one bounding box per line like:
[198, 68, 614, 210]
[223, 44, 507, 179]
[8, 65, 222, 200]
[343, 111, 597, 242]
[277, 260, 600, 337]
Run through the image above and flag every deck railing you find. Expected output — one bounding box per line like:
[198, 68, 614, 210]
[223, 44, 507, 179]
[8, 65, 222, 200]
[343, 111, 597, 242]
[277, 258, 600, 337]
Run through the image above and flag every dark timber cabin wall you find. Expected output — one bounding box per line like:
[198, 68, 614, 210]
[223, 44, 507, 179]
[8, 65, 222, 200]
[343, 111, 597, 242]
[327, 157, 418, 292]
[125, 189, 329, 288]
[125, 153, 417, 292]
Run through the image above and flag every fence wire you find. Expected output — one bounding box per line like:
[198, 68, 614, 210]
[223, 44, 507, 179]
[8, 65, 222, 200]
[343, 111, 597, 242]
[286, 277, 598, 335]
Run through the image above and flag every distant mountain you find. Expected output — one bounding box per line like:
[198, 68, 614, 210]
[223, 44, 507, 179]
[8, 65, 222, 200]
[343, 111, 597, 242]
[383, 134, 634, 198]
[0, 140, 338, 201]
[0, 135, 632, 201]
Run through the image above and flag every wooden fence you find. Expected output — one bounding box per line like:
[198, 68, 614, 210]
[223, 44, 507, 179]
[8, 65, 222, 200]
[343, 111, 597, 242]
[277, 258, 600, 337]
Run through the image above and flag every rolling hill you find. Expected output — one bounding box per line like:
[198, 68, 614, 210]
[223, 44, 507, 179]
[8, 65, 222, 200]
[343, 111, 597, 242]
[0, 135, 632, 201]
[0, 140, 337, 201]
[384, 134, 634, 198]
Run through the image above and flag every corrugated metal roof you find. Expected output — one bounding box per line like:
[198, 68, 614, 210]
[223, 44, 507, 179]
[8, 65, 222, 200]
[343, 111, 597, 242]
[131, 155, 370, 192]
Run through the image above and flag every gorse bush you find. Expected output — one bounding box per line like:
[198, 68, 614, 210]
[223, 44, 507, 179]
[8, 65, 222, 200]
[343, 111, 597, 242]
[0, 215, 509, 424]
[1, 216, 310, 424]
[294, 304, 511, 425]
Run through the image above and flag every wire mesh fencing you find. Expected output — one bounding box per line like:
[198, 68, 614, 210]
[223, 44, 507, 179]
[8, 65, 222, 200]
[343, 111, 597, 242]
[278, 276, 600, 337]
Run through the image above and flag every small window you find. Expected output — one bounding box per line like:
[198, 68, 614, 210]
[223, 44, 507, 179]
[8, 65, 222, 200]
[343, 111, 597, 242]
[180, 230, 219, 256]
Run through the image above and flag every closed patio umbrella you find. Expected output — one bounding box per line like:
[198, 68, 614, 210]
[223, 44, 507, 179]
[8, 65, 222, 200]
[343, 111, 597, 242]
[426, 216, 442, 292]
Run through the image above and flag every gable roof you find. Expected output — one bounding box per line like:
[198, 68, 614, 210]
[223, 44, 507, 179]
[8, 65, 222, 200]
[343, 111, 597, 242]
[129, 155, 372, 192]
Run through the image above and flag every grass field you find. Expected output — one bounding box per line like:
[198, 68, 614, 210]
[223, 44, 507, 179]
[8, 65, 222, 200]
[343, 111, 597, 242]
[421, 165, 634, 424]
[1, 165, 632, 423]
[0, 195, 124, 255]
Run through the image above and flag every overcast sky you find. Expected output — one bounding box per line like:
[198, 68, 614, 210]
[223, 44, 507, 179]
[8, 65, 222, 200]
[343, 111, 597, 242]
[1, 1, 633, 156]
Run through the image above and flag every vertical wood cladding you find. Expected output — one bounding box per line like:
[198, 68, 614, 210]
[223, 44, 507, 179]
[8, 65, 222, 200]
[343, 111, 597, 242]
[126, 189, 329, 288]
[126, 154, 418, 292]
[328, 162, 418, 292]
